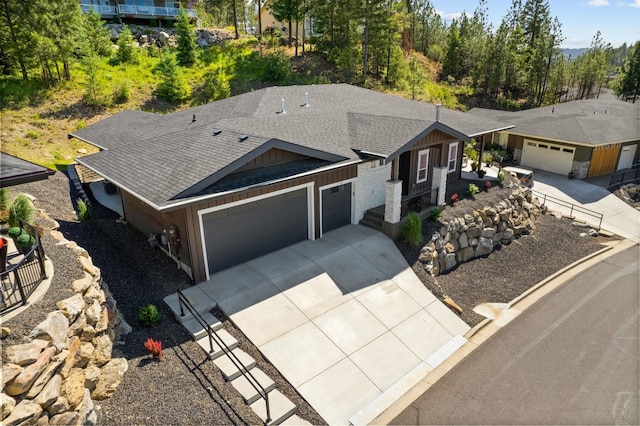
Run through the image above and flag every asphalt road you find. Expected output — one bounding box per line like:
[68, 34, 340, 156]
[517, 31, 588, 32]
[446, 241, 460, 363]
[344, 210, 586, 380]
[391, 244, 640, 425]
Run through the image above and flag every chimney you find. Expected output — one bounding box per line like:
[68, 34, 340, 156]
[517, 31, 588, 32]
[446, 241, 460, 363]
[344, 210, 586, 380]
[435, 104, 442, 123]
[280, 98, 286, 114]
[303, 92, 309, 107]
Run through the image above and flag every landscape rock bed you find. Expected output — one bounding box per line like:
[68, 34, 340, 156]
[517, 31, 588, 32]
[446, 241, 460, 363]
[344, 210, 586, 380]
[398, 178, 616, 326]
[614, 182, 640, 209]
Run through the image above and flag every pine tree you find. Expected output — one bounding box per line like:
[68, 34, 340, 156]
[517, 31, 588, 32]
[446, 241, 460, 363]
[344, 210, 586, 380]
[155, 55, 191, 103]
[175, 8, 197, 67]
[80, 11, 112, 58]
[115, 25, 137, 65]
[615, 42, 640, 103]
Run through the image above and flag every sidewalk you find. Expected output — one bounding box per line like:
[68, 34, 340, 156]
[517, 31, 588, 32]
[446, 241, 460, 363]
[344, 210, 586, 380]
[372, 237, 638, 424]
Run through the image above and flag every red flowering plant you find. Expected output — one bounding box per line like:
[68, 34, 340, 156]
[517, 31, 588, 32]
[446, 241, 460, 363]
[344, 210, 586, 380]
[450, 193, 459, 206]
[485, 181, 491, 191]
[144, 337, 163, 359]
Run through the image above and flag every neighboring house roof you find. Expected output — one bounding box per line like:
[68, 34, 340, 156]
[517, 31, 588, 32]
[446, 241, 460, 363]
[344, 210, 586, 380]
[468, 96, 640, 146]
[71, 84, 511, 210]
[0, 152, 55, 188]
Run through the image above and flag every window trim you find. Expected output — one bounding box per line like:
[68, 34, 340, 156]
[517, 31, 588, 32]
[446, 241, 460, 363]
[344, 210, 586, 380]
[448, 141, 459, 173]
[416, 149, 429, 183]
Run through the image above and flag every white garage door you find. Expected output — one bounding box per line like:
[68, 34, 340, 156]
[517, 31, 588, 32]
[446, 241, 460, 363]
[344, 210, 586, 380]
[521, 140, 575, 175]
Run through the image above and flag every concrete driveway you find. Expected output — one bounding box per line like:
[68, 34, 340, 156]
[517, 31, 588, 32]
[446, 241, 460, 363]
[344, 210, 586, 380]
[197, 225, 470, 425]
[531, 170, 640, 242]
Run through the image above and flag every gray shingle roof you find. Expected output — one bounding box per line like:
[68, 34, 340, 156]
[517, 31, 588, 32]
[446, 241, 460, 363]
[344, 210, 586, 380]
[73, 84, 511, 209]
[0, 152, 54, 187]
[468, 97, 640, 146]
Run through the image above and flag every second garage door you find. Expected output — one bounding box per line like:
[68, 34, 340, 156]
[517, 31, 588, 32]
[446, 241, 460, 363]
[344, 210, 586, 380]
[521, 140, 575, 175]
[201, 187, 310, 274]
[321, 182, 352, 234]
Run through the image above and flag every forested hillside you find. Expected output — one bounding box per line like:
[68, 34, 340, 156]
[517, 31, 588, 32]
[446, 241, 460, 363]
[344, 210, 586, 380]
[1, 0, 639, 169]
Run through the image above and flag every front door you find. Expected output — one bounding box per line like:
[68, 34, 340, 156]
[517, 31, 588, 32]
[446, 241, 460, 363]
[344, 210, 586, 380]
[399, 151, 411, 195]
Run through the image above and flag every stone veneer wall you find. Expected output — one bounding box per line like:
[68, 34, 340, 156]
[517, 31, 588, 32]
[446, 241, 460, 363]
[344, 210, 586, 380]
[418, 186, 546, 276]
[1, 230, 131, 426]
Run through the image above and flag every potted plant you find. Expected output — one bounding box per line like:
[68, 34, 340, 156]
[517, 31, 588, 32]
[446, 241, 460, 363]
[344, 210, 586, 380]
[477, 169, 486, 178]
[16, 233, 35, 261]
[8, 226, 24, 243]
[471, 162, 478, 172]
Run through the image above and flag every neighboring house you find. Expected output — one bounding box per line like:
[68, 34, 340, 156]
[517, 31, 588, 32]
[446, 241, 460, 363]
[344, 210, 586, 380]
[258, 3, 311, 41]
[79, 0, 197, 23]
[70, 84, 510, 283]
[468, 97, 640, 178]
[0, 152, 54, 188]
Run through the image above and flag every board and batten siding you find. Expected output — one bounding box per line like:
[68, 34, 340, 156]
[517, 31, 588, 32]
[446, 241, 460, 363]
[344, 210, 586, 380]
[120, 190, 191, 269]
[405, 129, 457, 195]
[185, 165, 357, 283]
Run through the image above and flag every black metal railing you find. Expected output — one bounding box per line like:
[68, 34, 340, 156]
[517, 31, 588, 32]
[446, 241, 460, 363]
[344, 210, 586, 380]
[401, 187, 439, 217]
[531, 190, 604, 229]
[177, 290, 271, 425]
[609, 168, 640, 187]
[1, 220, 47, 315]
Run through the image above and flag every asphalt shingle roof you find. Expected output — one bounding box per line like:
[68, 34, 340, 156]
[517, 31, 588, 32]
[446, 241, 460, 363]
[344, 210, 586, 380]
[468, 97, 640, 146]
[72, 84, 511, 209]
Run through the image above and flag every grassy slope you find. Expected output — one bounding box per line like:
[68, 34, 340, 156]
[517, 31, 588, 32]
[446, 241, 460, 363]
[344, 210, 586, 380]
[0, 39, 467, 170]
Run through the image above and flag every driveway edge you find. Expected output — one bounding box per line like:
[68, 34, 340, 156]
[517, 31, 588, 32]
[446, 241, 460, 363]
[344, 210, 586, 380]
[369, 238, 637, 425]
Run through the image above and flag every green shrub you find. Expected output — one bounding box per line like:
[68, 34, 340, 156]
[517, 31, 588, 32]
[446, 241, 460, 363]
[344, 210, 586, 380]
[430, 207, 442, 221]
[112, 80, 131, 104]
[16, 233, 35, 248]
[138, 304, 160, 326]
[26, 130, 40, 139]
[8, 194, 35, 228]
[497, 171, 506, 182]
[263, 51, 292, 83]
[8, 226, 24, 240]
[76, 198, 92, 222]
[0, 187, 9, 211]
[468, 184, 480, 197]
[401, 211, 423, 246]
[76, 120, 87, 130]
[477, 169, 486, 178]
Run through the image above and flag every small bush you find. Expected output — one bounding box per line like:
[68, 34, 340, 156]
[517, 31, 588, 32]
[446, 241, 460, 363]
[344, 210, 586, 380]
[76, 120, 87, 130]
[468, 184, 480, 197]
[139, 304, 160, 326]
[430, 207, 442, 221]
[112, 81, 131, 104]
[401, 211, 423, 246]
[25, 130, 40, 139]
[477, 169, 486, 178]
[0, 187, 9, 210]
[8, 226, 24, 240]
[8, 194, 35, 228]
[144, 337, 163, 359]
[497, 171, 506, 182]
[76, 198, 92, 222]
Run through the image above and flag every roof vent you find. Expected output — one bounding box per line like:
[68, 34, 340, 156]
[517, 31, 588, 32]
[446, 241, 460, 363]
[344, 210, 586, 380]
[213, 129, 222, 136]
[435, 104, 442, 123]
[551, 107, 555, 113]
[239, 135, 248, 142]
[594, 110, 597, 114]
[192, 114, 196, 122]
[303, 92, 309, 107]
[279, 98, 286, 114]
[605, 106, 609, 114]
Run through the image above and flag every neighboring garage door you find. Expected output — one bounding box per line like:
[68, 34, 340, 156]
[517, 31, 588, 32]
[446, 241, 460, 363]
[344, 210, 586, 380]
[202, 188, 309, 274]
[321, 183, 352, 234]
[521, 140, 575, 175]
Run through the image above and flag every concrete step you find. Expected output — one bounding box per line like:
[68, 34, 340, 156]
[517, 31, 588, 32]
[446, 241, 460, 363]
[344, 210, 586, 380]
[250, 389, 297, 425]
[163, 287, 216, 324]
[280, 414, 311, 425]
[365, 209, 385, 220]
[230, 367, 275, 404]
[213, 347, 257, 381]
[359, 219, 382, 231]
[182, 312, 222, 340]
[195, 329, 238, 360]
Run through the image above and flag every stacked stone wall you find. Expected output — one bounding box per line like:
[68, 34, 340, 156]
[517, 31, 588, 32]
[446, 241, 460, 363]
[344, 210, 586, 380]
[419, 187, 546, 275]
[1, 232, 130, 426]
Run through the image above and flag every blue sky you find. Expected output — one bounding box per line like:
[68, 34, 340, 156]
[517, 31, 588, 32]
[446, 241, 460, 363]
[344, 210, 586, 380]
[428, 0, 640, 48]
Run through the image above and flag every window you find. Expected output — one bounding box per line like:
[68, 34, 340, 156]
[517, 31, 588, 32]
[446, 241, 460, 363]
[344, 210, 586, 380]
[448, 142, 459, 173]
[416, 149, 429, 183]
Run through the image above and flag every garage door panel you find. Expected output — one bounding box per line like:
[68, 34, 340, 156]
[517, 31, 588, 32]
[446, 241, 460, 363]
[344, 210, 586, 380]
[322, 183, 352, 234]
[522, 141, 574, 175]
[203, 188, 308, 273]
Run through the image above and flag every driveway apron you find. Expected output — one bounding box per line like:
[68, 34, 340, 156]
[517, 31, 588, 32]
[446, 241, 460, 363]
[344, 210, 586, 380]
[197, 225, 470, 425]
[532, 170, 640, 243]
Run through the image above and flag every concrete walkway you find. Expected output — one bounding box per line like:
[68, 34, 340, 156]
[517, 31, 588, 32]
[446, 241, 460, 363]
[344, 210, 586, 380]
[531, 170, 640, 242]
[196, 225, 469, 425]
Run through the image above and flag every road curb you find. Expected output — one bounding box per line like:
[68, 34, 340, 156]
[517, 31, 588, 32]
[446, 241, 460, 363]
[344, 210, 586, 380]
[370, 238, 637, 425]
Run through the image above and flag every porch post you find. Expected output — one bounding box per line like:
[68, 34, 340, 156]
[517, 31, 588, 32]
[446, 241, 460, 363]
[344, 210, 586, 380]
[384, 180, 402, 224]
[431, 166, 448, 206]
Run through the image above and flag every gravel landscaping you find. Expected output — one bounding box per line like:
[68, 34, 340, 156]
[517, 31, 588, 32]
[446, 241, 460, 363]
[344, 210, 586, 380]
[1, 171, 617, 423]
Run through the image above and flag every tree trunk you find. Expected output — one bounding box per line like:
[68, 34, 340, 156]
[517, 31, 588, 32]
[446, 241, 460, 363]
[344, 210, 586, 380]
[363, 0, 369, 83]
[1, 0, 27, 80]
[232, 0, 239, 39]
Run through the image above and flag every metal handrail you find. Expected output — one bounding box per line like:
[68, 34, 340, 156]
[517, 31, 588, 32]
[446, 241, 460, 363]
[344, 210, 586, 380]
[531, 189, 604, 229]
[177, 290, 271, 425]
[609, 168, 640, 187]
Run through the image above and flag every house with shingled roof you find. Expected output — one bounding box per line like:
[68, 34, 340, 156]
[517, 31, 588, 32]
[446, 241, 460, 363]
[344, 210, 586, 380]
[70, 84, 512, 283]
[468, 96, 640, 179]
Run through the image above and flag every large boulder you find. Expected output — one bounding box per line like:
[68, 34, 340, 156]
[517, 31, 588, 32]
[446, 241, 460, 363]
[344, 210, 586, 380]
[92, 358, 128, 400]
[57, 293, 86, 322]
[34, 374, 62, 408]
[5, 347, 56, 396]
[5, 340, 50, 366]
[92, 334, 112, 366]
[62, 368, 85, 410]
[77, 389, 97, 426]
[85, 300, 102, 326]
[474, 236, 493, 257]
[2, 364, 22, 388]
[49, 411, 79, 425]
[26, 350, 67, 398]
[28, 311, 69, 351]
[1, 393, 16, 420]
[2, 399, 42, 426]
[45, 397, 69, 417]
[71, 272, 93, 294]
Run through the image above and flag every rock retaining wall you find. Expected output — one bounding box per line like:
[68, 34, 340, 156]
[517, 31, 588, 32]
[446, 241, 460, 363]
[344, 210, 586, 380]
[419, 187, 546, 275]
[1, 230, 131, 426]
